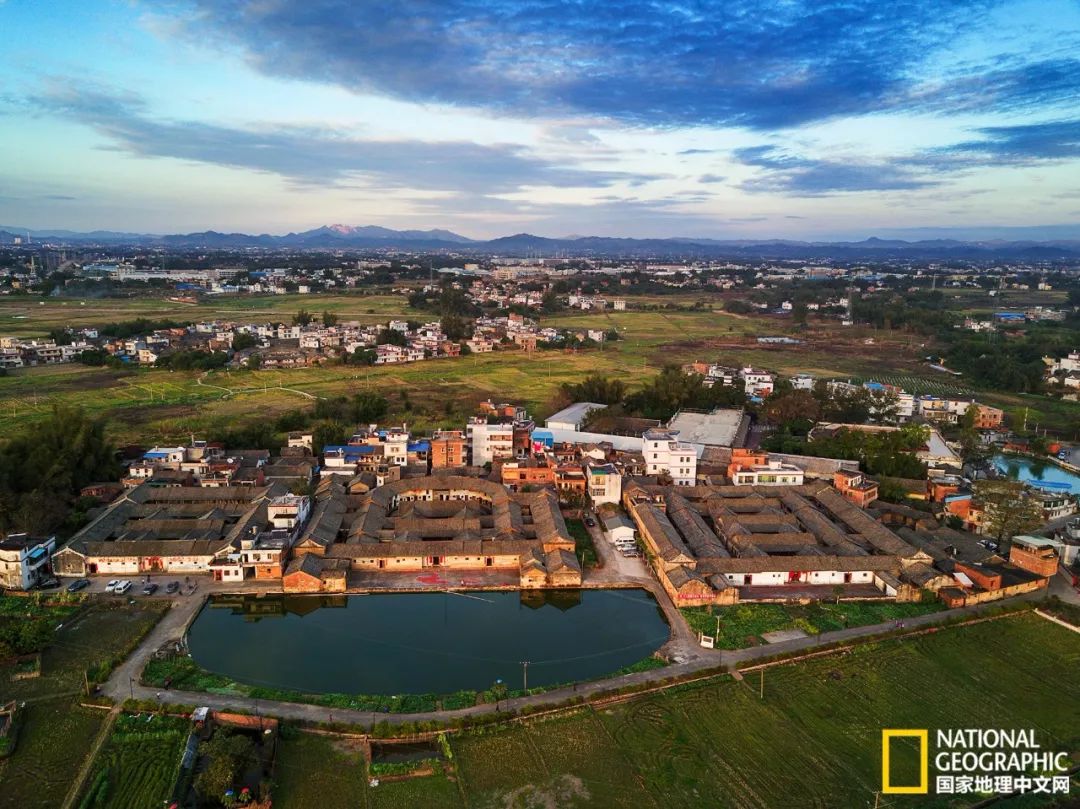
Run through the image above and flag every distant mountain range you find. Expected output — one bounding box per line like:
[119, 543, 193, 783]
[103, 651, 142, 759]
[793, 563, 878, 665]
[3, 224, 1080, 260]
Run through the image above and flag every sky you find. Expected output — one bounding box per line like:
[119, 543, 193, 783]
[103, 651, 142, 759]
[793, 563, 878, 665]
[1, 0, 1080, 240]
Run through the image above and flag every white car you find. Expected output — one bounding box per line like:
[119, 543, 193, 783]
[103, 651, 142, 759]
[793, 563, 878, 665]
[114, 580, 132, 595]
[104, 580, 120, 592]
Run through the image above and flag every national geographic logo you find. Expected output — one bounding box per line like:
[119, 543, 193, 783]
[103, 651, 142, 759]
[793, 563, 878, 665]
[882, 728, 1072, 797]
[881, 730, 929, 794]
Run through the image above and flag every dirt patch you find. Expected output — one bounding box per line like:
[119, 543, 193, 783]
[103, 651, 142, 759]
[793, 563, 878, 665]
[494, 774, 588, 809]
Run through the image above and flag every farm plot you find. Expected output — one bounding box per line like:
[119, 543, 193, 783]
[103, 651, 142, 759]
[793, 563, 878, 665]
[273, 731, 368, 808]
[1, 601, 167, 702]
[79, 713, 188, 809]
[680, 601, 945, 649]
[520, 709, 655, 808]
[848, 374, 976, 397]
[0, 698, 107, 809]
[453, 613, 1080, 809]
[367, 772, 464, 809]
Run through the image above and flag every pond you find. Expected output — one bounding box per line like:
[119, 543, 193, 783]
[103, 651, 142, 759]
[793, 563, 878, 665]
[992, 454, 1080, 495]
[186, 589, 669, 696]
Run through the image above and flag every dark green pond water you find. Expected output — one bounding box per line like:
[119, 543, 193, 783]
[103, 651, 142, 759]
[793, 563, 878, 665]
[187, 589, 669, 695]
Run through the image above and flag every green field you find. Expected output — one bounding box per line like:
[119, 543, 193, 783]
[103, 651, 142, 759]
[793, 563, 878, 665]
[0, 600, 167, 703]
[0, 699, 108, 809]
[0, 293, 413, 338]
[453, 614, 1080, 809]
[78, 713, 188, 809]
[273, 730, 464, 809]
[267, 613, 1080, 808]
[680, 601, 946, 649]
[0, 299, 945, 443]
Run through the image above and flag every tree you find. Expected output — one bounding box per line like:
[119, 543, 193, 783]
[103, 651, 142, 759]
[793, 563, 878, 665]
[292, 309, 313, 326]
[322, 310, 339, 327]
[973, 480, 1044, 542]
[231, 332, 257, 351]
[440, 312, 471, 341]
[194, 731, 257, 802]
[559, 374, 626, 406]
[377, 328, 407, 347]
[0, 405, 118, 534]
[792, 301, 808, 326]
[762, 390, 820, 427]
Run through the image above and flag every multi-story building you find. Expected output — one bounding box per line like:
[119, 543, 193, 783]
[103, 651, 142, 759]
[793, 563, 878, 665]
[430, 430, 467, 468]
[501, 454, 557, 491]
[739, 367, 774, 398]
[586, 463, 622, 506]
[832, 470, 879, 508]
[0, 534, 56, 590]
[467, 418, 515, 466]
[643, 429, 697, 486]
[727, 449, 805, 486]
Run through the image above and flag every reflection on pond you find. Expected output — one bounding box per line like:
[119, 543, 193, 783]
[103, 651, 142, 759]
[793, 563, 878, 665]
[188, 589, 669, 695]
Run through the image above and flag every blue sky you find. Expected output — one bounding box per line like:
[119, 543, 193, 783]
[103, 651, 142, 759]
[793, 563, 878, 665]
[2, 0, 1079, 239]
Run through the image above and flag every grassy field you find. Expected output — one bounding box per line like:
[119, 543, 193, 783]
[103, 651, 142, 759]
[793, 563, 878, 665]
[0, 293, 413, 337]
[449, 613, 1080, 809]
[273, 730, 464, 809]
[680, 601, 946, 649]
[0, 302, 952, 444]
[0, 600, 168, 703]
[78, 713, 188, 809]
[0, 602, 170, 809]
[0, 699, 108, 809]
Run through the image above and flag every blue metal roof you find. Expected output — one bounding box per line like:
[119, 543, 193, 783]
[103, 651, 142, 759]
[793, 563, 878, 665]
[408, 440, 430, 452]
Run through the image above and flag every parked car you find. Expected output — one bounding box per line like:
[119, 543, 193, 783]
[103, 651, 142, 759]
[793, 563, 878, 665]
[104, 580, 120, 592]
[67, 578, 91, 593]
[165, 581, 180, 594]
[584, 517, 596, 527]
[36, 576, 61, 589]
[142, 582, 159, 596]
[114, 580, 132, 595]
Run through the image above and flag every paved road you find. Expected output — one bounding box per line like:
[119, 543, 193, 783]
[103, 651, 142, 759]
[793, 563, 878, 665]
[581, 512, 704, 662]
[104, 591, 1046, 727]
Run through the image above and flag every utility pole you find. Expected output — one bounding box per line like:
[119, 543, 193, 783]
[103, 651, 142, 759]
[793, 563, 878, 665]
[520, 660, 530, 693]
[759, 668, 764, 699]
[873, 790, 881, 809]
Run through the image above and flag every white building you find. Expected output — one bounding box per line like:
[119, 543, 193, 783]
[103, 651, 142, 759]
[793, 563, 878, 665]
[600, 513, 637, 545]
[790, 373, 815, 391]
[0, 534, 57, 590]
[466, 418, 515, 466]
[545, 402, 607, 431]
[586, 463, 622, 506]
[643, 428, 697, 486]
[740, 367, 774, 397]
[729, 459, 805, 486]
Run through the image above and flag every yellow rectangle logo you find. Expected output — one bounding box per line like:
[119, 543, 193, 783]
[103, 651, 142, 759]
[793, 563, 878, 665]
[882, 729, 929, 794]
